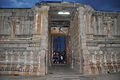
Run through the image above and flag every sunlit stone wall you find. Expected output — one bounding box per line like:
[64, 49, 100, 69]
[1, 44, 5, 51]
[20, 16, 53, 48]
[69, 10, 83, 73]
[0, 6, 49, 76]
[84, 11, 120, 74]
[70, 5, 120, 75]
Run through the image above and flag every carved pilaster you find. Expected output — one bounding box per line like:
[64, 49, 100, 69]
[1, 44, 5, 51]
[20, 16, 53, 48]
[33, 6, 49, 76]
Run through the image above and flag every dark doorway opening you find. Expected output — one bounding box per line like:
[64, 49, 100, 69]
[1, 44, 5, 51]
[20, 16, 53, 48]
[52, 35, 67, 64]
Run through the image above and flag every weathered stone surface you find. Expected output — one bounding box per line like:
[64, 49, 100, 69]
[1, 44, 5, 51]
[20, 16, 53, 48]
[0, 2, 120, 76]
[69, 5, 120, 75]
[0, 6, 49, 76]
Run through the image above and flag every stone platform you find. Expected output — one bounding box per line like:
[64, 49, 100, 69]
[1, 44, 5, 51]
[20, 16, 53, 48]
[0, 65, 120, 80]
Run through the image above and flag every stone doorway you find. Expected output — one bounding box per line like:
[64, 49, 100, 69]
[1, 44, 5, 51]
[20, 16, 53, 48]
[47, 1, 79, 73]
[35, 1, 95, 75]
[47, 1, 77, 68]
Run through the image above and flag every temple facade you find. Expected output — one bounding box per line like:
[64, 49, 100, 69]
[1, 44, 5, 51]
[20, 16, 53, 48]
[0, 1, 120, 76]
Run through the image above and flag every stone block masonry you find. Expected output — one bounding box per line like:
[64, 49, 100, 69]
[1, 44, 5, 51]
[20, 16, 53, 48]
[83, 11, 120, 75]
[0, 2, 120, 76]
[0, 6, 49, 76]
[69, 6, 120, 75]
[0, 8, 34, 36]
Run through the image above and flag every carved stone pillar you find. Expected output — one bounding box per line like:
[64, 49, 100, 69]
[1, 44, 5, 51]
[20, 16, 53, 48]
[78, 7, 87, 74]
[34, 6, 49, 76]
[78, 7, 94, 74]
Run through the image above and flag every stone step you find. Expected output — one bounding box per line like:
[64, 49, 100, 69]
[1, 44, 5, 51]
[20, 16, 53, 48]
[0, 47, 27, 50]
[87, 40, 120, 44]
[0, 41, 31, 44]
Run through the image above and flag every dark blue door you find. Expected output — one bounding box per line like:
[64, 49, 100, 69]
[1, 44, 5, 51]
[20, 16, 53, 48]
[52, 36, 67, 64]
[53, 36, 66, 52]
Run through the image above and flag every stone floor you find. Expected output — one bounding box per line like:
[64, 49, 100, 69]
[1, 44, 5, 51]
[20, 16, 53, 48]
[0, 64, 120, 80]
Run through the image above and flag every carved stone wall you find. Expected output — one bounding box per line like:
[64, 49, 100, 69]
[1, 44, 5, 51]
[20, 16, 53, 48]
[69, 6, 92, 74]
[0, 9, 34, 37]
[0, 2, 120, 76]
[0, 6, 49, 76]
[69, 6, 120, 75]
[69, 10, 83, 73]
[84, 11, 120, 74]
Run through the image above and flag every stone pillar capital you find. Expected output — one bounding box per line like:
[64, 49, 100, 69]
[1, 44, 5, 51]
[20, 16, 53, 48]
[77, 6, 94, 15]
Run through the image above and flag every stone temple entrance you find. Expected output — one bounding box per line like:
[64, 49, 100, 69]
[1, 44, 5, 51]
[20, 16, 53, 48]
[0, 1, 120, 76]
[47, 1, 84, 74]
